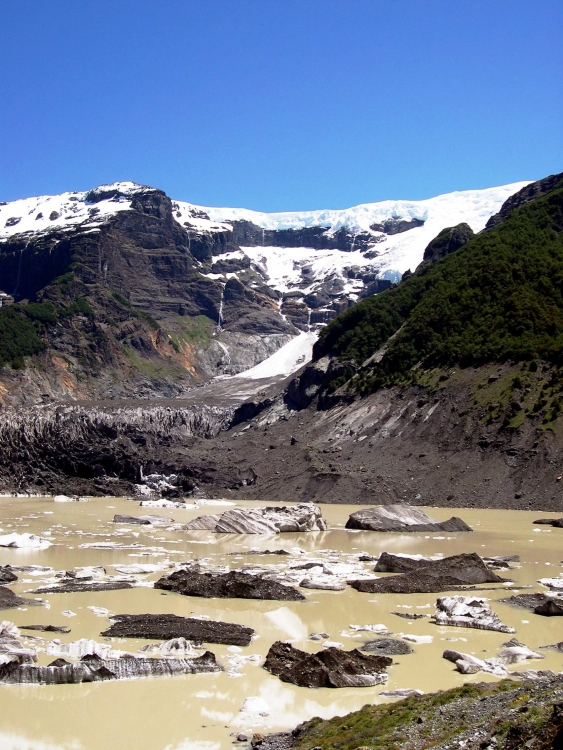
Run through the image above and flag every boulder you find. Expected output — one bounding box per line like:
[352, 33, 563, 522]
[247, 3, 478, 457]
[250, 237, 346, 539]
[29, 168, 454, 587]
[35, 581, 134, 594]
[0, 586, 39, 610]
[351, 553, 506, 594]
[374, 552, 434, 573]
[361, 638, 413, 655]
[499, 592, 553, 610]
[20, 625, 70, 633]
[0, 566, 17, 584]
[101, 613, 254, 646]
[498, 639, 544, 663]
[0, 652, 220, 685]
[263, 641, 391, 688]
[442, 650, 506, 676]
[433, 596, 515, 633]
[345, 504, 472, 532]
[184, 503, 327, 534]
[533, 518, 563, 528]
[534, 599, 563, 616]
[154, 570, 305, 601]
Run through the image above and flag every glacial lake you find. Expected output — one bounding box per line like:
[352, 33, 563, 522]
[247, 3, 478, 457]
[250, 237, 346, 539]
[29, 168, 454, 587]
[0, 497, 561, 750]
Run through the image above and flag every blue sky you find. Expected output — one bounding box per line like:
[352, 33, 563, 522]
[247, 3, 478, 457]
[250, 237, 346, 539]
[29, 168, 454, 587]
[1, 0, 562, 210]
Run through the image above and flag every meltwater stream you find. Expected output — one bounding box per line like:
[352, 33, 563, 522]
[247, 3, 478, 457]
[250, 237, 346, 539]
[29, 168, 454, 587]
[0, 497, 561, 750]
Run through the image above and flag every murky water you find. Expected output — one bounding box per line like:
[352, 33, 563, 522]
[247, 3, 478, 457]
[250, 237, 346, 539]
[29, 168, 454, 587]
[0, 497, 561, 750]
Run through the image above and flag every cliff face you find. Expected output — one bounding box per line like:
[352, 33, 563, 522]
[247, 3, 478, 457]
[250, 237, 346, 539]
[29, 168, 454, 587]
[0, 185, 297, 403]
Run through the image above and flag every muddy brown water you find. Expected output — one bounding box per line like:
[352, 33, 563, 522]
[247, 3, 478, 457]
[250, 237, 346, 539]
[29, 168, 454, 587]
[0, 497, 562, 750]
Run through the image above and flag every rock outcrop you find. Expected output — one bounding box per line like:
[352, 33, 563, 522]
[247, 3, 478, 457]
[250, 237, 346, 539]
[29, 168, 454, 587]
[351, 553, 505, 594]
[184, 503, 327, 533]
[263, 641, 391, 688]
[154, 569, 305, 601]
[101, 613, 254, 646]
[417, 223, 474, 270]
[345, 504, 472, 532]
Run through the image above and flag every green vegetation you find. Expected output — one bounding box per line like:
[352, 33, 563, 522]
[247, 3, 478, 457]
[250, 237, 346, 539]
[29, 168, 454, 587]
[111, 290, 160, 330]
[291, 680, 550, 750]
[59, 296, 95, 319]
[0, 303, 56, 368]
[168, 315, 215, 351]
[315, 178, 563, 395]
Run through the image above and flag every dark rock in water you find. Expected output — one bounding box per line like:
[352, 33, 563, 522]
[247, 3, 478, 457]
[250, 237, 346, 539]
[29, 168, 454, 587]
[361, 637, 414, 655]
[482, 555, 520, 570]
[499, 593, 554, 610]
[351, 553, 506, 594]
[390, 611, 428, 620]
[154, 570, 305, 601]
[113, 514, 171, 525]
[540, 642, 563, 652]
[233, 549, 290, 556]
[533, 518, 563, 528]
[263, 641, 391, 688]
[374, 552, 430, 573]
[534, 599, 563, 617]
[101, 613, 254, 646]
[21, 625, 71, 633]
[35, 581, 133, 594]
[0, 566, 17, 584]
[0, 652, 220, 685]
[48, 658, 71, 667]
[345, 504, 472, 533]
[0, 586, 39, 610]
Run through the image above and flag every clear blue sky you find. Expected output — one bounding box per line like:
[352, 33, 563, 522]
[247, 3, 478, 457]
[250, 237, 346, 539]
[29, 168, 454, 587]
[1, 0, 562, 211]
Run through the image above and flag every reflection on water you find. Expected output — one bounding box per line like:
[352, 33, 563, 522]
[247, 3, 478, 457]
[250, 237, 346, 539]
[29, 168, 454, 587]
[0, 496, 562, 750]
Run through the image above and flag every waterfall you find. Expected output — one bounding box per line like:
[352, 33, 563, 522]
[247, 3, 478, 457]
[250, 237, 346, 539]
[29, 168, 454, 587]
[307, 307, 312, 331]
[261, 228, 265, 247]
[278, 294, 287, 322]
[216, 341, 231, 365]
[217, 285, 224, 331]
[350, 233, 357, 252]
[12, 241, 29, 297]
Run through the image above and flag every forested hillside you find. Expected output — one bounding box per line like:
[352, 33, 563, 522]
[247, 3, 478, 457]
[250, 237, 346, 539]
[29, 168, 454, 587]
[314, 173, 563, 394]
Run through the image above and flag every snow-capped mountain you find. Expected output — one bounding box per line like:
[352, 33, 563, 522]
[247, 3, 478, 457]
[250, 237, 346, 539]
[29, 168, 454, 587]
[0, 178, 532, 401]
[0, 179, 528, 328]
